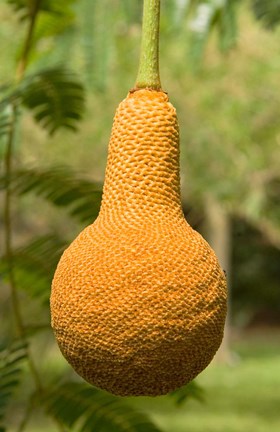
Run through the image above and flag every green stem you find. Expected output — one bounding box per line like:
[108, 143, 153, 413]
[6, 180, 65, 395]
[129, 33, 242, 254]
[135, 0, 161, 90]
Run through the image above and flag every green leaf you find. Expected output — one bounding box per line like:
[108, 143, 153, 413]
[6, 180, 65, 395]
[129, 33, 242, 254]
[0, 67, 86, 135]
[0, 234, 67, 302]
[43, 382, 162, 432]
[0, 165, 102, 223]
[169, 381, 204, 406]
[251, 0, 280, 30]
[0, 341, 27, 430]
[21, 67, 85, 134]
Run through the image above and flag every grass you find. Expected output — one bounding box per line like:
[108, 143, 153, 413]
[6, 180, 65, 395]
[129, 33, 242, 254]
[129, 329, 280, 432]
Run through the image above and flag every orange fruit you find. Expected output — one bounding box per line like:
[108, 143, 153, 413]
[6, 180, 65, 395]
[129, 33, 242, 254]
[51, 89, 227, 396]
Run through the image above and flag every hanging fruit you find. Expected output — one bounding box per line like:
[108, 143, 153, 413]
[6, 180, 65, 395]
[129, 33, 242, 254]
[51, 0, 227, 397]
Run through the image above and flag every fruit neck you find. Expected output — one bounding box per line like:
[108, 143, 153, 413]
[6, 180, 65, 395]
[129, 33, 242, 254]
[99, 89, 183, 222]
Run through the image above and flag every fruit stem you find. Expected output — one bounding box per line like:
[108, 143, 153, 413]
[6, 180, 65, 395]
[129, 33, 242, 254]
[135, 0, 161, 90]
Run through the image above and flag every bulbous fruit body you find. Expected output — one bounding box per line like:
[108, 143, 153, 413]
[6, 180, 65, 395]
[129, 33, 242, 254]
[51, 89, 227, 397]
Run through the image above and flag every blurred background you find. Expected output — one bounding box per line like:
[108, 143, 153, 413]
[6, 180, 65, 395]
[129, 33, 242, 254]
[0, 1, 279, 431]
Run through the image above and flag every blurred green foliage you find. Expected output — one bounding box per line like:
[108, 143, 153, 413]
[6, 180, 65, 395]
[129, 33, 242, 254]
[0, 0, 280, 431]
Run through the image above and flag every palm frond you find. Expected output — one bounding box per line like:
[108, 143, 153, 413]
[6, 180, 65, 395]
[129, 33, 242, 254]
[0, 166, 102, 223]
[0, 67, 85, 135]
[43, 382, 162, 432]
[169, 381, 204, 406]
[251, 0, 280, 30]
[0, 234, 67, 302]
[0, 341, 28, 431]
[21, 67, 85, 134]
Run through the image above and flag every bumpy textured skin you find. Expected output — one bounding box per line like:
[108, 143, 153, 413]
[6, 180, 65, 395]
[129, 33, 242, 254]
[51, 89, 227, 397]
